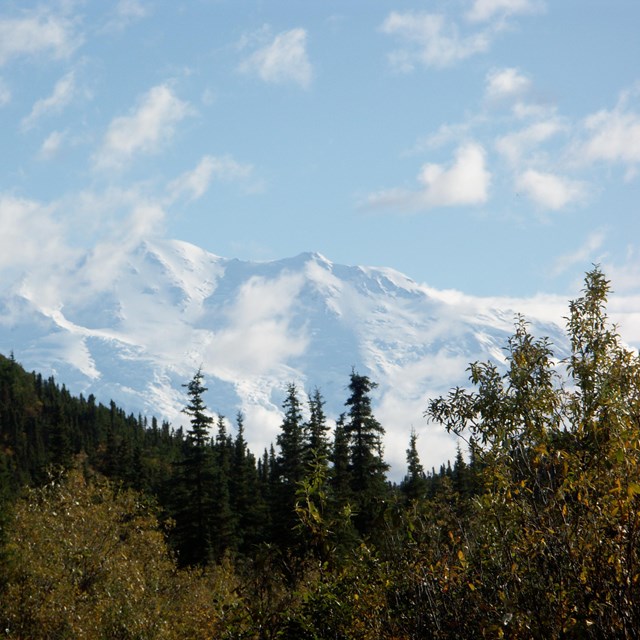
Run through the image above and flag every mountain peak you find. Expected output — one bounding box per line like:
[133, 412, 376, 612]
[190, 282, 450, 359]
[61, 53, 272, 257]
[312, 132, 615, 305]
[0, 238, 568, 478]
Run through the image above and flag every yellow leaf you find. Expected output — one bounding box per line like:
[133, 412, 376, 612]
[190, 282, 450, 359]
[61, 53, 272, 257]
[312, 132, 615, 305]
[627, 482, 640, 498]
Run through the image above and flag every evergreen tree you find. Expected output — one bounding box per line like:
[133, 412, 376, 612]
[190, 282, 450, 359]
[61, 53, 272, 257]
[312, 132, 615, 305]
[47, 401, 73, 471]
[330, 414, 351, 509]
[211, 415, 235, 558]
[303, 388, 330, 472]
[401, 428, 427, 501]
[273, 383, 305, 549]
[343, 371, 389, 535]
[276, 383, 305, 487]
[451, 445, 473, 499]
[231, 412, 267, 553]
[173, 369, 215, 566]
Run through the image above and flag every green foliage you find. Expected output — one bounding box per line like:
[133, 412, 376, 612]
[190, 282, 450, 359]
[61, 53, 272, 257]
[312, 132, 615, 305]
[0, 467, 244, 639]
[424, 267, 640, 637]
[3, 267, 638, 638]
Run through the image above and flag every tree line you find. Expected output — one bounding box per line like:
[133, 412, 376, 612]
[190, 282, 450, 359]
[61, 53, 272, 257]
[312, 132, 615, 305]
[1, 267, 640, 638]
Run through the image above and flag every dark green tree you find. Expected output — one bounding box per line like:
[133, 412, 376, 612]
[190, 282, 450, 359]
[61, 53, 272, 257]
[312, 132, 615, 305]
[273, 383, 305, 549]
[173, 369, 215, 566]
[303, 388, 330, 473]
[343, 371, 389, 536]
[230, 412, 267, 554]
[211, 415, 235, 558]
[401, 428, 427, 502]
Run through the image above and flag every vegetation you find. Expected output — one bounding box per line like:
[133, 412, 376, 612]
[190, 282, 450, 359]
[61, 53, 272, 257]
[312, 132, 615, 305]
[1, 267, 639, 638]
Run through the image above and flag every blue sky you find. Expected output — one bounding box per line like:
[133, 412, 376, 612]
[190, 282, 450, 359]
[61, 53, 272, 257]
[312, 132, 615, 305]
[1, 0, 639, 318]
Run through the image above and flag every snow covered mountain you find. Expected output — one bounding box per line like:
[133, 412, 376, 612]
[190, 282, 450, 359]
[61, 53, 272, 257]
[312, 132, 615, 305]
[0, 238, 569, 476]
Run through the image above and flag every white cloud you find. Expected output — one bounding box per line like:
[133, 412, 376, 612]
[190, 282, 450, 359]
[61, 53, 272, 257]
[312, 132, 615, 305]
[485, 67, 531, 101]
[207, 273, 309, 376]
[551, 231, 606, 276]
[516, 169, 586, 210]
[39, 130, 66, 159]
[512, 100, 556, 120]
[0, 77, 10, 106]
[495, 118, 565, 166]
[418, 143, 490, 205]
[579, 91, 640, 167]
[0, 194, 72, 284]
[56, 187, 168, 295]
[21, 71, 76, 130]
[0, 185, 171, 303]
[367, 143, 491, 211]
[466, 0, 544, 23]
[104, 0, 150, 32]
[0, 10, 80, 65]
[115, 0, 149, 22]
[381, 12, 490, 70]
[168, 155, 254, 202]
[239, 28, 312, 89]
[414, 122, 475, 151]
[94, 84, 192, 170]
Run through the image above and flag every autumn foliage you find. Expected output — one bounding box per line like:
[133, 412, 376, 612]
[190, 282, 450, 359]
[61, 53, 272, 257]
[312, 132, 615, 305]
[1, 268, 640, 638]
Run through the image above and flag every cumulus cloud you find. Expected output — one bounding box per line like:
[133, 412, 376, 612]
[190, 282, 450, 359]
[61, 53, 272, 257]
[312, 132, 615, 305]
[168, 155, 254, 202]
[0, 194, 74, 295]
[578, 90, 640, 167]
[495, 118, 565, 166]
[21, 71, 76, 130]
[381, 12, 490, 70]
[485, 67, 531, 102]
[0, 10, 81, 65]
[366, 143, 490, 211]
[239, 28, 312, 89]
[93, 84, 192, 170]
[466, 0, 544, 23]
[516, 169, 586, 210]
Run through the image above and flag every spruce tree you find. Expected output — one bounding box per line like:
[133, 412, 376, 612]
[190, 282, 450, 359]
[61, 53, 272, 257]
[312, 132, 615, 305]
[173, 369, 215, 566]
[330, 414, 351, 508]
[343, 370, 389, 536]
[303, 387, 330, 472]
[211, 415, 235, 558]
[401, 428, 427, 501]
[231, 412, 267, 553]
[273, 383, 305, 549]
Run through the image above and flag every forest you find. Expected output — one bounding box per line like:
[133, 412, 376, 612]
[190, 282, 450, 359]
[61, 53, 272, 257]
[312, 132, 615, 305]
[1, 267, 640, 639]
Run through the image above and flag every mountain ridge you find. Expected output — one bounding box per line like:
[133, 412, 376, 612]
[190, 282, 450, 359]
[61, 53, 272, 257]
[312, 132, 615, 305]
[0, 238, 569, 475]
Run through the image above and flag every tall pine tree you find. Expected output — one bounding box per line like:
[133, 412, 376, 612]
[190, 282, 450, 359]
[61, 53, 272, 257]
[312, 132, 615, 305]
[272, 383, 305, 549]
[401, 427, 427, 501]
[343, 370, 389, 536]
[173, 369, 215, 566]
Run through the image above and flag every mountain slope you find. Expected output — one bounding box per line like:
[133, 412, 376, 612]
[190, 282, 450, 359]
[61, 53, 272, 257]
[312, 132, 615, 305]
[0, 239, 569, 475]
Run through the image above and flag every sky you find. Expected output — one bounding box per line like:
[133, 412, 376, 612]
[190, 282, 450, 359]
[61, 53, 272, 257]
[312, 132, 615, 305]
[1, 0, 640, 338]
